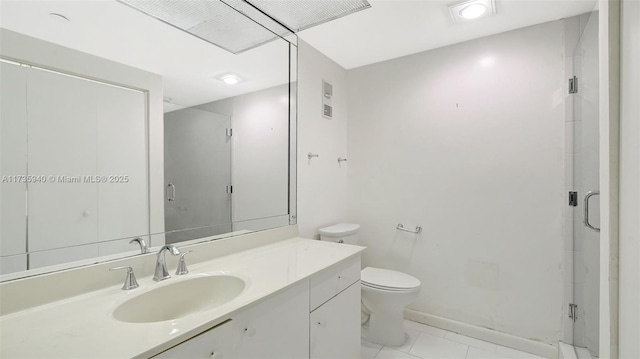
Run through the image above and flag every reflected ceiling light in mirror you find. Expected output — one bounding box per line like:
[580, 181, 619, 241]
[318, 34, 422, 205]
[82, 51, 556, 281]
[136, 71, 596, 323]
[449, 0, 495, 23]
[218, 74, 242, 85]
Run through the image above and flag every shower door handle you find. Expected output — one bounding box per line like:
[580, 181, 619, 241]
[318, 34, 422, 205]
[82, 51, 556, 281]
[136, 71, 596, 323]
[584, 190, 600, 232]
[167, 183, 176, 202]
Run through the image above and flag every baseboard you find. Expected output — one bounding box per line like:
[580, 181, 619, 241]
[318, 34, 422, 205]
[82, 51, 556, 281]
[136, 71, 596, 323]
[404, 308, 558, 359]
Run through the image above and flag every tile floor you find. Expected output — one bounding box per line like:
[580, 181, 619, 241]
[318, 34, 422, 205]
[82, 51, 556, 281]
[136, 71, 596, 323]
[361, 320, 547, 359]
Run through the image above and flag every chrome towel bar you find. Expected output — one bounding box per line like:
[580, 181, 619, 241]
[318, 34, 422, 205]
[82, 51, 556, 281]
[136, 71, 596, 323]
[396, 224, 422, 234]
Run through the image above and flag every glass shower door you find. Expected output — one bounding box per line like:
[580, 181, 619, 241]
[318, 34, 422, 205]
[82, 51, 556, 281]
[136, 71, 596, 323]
[571, 9, 600, 358]
[164, 107, 233, 243]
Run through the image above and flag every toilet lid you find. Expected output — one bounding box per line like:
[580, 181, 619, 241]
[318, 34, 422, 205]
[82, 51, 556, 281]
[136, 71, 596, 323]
[361, 267, 421, 290]
[318, 223, 360, 237]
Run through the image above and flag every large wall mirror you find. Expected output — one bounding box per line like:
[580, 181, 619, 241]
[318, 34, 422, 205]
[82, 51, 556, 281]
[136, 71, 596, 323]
[0, 0, 297, 278]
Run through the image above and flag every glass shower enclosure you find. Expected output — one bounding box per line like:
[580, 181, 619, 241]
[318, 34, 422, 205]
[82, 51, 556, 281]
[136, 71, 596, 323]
[568, 8, 600, 358]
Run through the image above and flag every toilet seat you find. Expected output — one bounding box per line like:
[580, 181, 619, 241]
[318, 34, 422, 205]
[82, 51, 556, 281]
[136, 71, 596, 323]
[361, 281, 420, 293]
[361, 267, 421, 291]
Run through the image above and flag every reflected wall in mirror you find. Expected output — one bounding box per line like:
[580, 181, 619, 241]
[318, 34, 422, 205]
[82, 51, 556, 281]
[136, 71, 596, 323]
[0, 0, 297, 278]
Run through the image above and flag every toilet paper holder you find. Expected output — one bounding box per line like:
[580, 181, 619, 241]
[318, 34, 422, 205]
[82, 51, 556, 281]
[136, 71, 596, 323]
[396, 224, 422, 234]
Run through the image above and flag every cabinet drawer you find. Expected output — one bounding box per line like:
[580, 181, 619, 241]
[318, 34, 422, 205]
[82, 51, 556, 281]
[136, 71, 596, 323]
[153, 319, 232, 359]
[231, 280, 309, 358]
[310, 282, 361, 359]
[310, 256, 360, 311]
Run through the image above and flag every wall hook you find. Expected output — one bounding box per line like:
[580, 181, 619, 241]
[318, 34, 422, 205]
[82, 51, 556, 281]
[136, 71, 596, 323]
[337, 157, 347, 163]
[308, 152, 319, 160]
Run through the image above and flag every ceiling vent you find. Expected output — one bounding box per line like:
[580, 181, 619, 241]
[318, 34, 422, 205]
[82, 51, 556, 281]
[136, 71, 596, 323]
[243, 0, 371, 32]
[117, 0, 371, 54]
[117, 0, 286, 53]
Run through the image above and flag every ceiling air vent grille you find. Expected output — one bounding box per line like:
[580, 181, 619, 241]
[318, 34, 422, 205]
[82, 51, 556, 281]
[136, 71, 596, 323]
[118, 0, 284, 53]
[117, 0, 371, 53]
[244, 0, 371, 32]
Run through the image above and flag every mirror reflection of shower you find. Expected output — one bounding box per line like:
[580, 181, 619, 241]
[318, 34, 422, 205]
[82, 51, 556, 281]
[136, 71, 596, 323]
[164, 84, 291, 243]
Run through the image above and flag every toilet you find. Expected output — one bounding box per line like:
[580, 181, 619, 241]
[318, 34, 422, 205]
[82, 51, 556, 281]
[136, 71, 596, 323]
[318, 223, 421, 347]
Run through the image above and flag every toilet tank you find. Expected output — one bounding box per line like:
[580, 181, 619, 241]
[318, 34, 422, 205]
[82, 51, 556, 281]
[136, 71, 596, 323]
[318, 223, 360, 244]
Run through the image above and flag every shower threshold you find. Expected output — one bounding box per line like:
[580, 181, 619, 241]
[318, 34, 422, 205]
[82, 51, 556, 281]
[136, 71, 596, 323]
[559, 342, 598, 359]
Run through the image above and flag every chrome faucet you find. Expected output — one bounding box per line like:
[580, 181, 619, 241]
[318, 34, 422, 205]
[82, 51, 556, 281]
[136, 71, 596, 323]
[129, 237, 149, 254]
[153, 244, 181, 281]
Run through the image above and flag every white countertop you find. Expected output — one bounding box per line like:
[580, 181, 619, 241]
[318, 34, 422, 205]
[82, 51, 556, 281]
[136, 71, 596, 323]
[0, 238, 364, 358]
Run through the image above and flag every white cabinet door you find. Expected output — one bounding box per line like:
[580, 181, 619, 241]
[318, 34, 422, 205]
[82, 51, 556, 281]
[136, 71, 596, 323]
[310, 282, 361, 359]
[231, 281, 310, 358]
[153, 320, 232, 359]
[95, 75, 147, 244]
[0, 62, 27, 263]
[27, 67, 99, 252]
[26, 67, 146, 255]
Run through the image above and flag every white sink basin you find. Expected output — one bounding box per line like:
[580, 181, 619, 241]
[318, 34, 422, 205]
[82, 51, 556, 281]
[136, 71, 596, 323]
[112, 274, 246, 323]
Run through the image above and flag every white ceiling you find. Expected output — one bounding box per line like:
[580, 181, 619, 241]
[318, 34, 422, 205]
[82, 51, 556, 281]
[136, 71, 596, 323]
[0, 0, 597, 108]
[299, 0, 598, 69]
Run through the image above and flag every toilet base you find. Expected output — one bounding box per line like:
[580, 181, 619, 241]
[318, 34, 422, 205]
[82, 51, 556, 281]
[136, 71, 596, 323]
[366, 308, 406, 346]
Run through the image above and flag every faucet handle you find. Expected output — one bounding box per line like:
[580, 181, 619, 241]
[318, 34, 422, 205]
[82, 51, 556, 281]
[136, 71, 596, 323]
[175, 251, 192, 275]
[129, 237, 149, 254]
[110, 266, 139, 290]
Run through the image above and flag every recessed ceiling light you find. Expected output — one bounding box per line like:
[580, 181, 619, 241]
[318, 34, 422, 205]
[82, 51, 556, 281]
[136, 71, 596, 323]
[460, 4, 486, 19]
[49, 13, 70, 23]
[218, 74, 242, 85]
[449, 0, 495, 23]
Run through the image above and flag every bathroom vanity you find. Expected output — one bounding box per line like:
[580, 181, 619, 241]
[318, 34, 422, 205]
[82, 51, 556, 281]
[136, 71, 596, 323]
[0, 226, 364, 358]
[155, 256, 361, 359]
